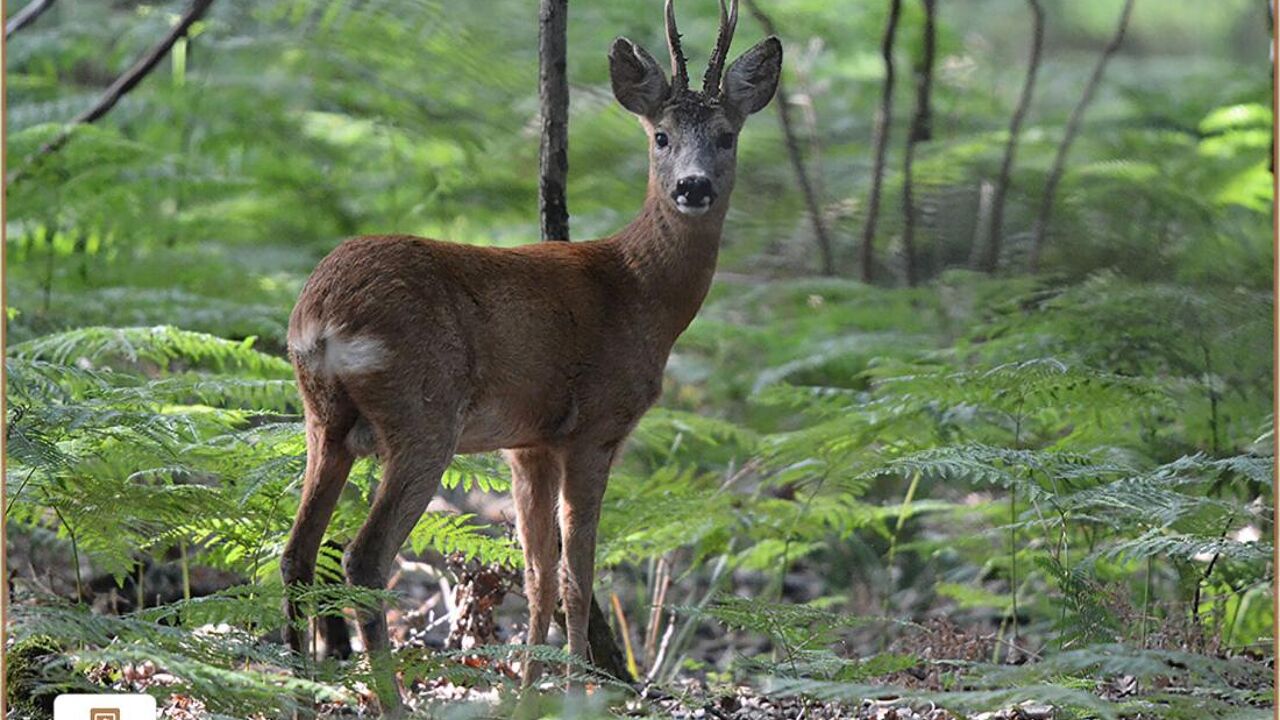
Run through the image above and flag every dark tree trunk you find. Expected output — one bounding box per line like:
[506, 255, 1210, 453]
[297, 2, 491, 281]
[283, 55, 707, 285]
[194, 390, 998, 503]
[538, 0, 571, 241]
[5, 0, 57, 39]
[1027, 0, 1135, 273]
[7, 0, 216, 185]
[859, 0, 903, 283]
[900, 0, 936, 287]
[745, 0, 835, 276]
[981, 0, 1045, 274]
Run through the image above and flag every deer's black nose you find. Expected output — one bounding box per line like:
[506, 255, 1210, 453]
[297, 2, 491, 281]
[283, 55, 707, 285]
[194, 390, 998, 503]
[672, 175, 717, 210]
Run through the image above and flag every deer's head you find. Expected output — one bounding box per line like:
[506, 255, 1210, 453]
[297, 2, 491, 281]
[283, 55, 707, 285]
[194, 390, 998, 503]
[609, 0, 781, 218]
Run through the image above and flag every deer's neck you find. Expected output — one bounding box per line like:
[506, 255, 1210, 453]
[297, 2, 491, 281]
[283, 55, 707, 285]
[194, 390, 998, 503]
[614, 187, 725, 346]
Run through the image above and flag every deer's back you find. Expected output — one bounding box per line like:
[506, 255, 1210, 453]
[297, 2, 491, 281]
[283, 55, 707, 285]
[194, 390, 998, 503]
[289, 235, 667, 451]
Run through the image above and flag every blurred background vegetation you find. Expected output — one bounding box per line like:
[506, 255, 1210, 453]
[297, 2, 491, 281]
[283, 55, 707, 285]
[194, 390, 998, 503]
[4, 1, 1274, 718]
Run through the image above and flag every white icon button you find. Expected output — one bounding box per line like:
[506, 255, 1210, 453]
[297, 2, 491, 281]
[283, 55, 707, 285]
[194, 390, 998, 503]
[53, 694, 157, 720]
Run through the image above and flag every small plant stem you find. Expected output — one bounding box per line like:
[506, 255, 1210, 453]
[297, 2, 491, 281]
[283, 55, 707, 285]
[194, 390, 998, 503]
[5, 467, 39, 517]
[777, 469, 830, 602]
[1009, 484, 1018, 640]
[885, 468, 926, 607]
[180, 537, 192, 602]
[1190, 515, 1236, 628]
[1201, 342, 1221, 455]
[1140, 555, 1152, 648]
[50, 504, 84, 603]
[992, 614, 1009, 664]
[887, 470, 922, 570]
[610, 591, 640, 681]
[1009, 400, 1024, 641]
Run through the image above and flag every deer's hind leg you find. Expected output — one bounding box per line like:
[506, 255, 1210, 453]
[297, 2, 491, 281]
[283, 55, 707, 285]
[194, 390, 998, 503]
[340, 376, 463, 712]
[282, 372, 358, 660]
[506, 446, 564, 685]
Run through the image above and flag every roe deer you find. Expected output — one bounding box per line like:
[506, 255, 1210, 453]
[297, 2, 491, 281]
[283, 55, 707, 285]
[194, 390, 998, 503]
[282, 0, 779, 708]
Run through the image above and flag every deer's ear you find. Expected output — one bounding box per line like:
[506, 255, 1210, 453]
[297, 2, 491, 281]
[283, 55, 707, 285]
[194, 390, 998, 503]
[722, 36, 782, 117]
[609, 37, 670, 117]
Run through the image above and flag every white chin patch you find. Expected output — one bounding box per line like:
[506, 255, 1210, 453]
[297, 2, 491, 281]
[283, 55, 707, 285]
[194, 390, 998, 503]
[674, 197, 712, 216]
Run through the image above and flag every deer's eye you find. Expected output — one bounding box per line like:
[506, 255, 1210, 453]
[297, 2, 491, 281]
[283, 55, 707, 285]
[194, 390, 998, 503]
[717, 132, 735, 150]
[654, 132, 670, 149]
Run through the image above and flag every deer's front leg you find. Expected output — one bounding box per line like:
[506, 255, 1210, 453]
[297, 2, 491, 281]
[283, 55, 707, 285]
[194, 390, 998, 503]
[558, 444, 616, 665]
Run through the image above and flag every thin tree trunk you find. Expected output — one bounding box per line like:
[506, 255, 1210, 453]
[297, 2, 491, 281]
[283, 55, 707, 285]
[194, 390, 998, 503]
[1027, 0, 1135, 273]
[859, 0, 903, 283]
[900, 0, 936, 287]
[7, 0, 216, 185]
[981, 0, 1045, 274]
[967, 180, 996, 268]
[5, 0, 56, 39]
[538, 0, 571, 241]
[536, 0, 628, 677]
[744, 0, 835, 275]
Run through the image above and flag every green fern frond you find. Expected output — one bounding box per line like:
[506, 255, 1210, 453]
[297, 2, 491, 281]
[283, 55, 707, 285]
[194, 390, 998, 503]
[408, 512, 521, 567]
[11, 326, 292, 378]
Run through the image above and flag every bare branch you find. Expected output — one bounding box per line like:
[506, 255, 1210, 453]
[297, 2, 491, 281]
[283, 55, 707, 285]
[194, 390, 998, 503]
[5, 0, 57, 39]
[859, 0, 903, 284]
[900, 0, 937, 287]
[7, 0, 216, 185]
[538, 0, 571, 241]
[980, 0, 1045, 273]
[1028, 0, 1135, 273]
[745, 0, 835, 275]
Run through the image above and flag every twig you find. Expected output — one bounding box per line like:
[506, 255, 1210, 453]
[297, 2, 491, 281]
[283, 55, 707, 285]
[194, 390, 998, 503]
[859, 0, 903, 283]
[7, 0, 216, 186]
[5, 0, 56, 39]
[900, 0, 936, 287]
[609, 591, 639, 680]
[1027, 0, 1135, 272]
[982, 0, 1045, 273]
[538, 0, 570, 241]
[657, 539, 737, 682]
[1190, 515, 1237, 629]
[644, 555, 672, 664]
[645, 616, 675, 683]
[744, 0, 835, 275]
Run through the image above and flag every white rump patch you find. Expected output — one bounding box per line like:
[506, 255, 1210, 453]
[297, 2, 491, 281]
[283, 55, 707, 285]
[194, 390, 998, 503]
[324, 333, 388, 375]
[288, 318, 387, 376]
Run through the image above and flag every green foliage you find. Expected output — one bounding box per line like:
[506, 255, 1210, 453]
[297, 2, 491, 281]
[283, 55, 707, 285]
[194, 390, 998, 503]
[4, 0, 1272, 717]
[408, 513, 521, 568]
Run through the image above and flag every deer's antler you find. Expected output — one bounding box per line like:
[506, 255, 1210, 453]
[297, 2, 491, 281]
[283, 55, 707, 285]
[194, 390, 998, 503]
[702, 0, 738, 95]
[665, 0, 691, 93]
